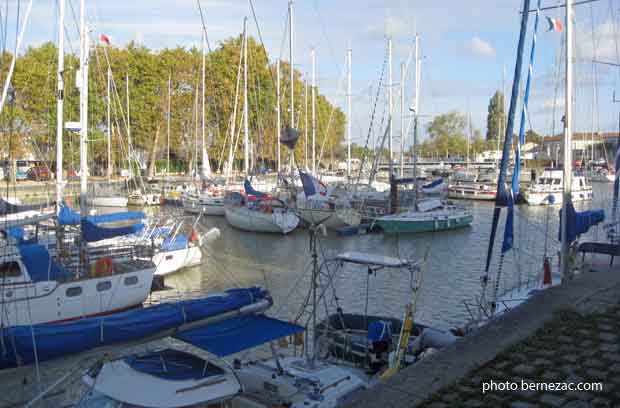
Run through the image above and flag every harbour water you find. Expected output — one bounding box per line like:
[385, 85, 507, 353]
[155, 182, 614, 332]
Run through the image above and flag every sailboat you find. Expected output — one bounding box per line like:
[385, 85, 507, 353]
[373, 35, 474, 234]
[0, 0, 156, 328]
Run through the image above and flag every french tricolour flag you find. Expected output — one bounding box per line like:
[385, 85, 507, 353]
[546, 17, 563, 32]
[299, 171, 327, 198]
[100, 34, 111, 45]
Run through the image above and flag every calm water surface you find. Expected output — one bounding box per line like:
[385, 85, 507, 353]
[155, 182, 614, 331]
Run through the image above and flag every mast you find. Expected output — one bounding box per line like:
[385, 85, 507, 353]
[56, 0, 65, 209]
[276, 60, 281, 175]
[288, 0, 295, 174]
[561, 0, 573, 280]
[388, 37, 393, 175]
[194, 81, 199, 178]
[400, 62, 405, 177]
[304, 78, 308, 169]
[243, 17, 249, 175]
[413, 34, 420, 208]
[106, 67, 111, 182]
[126, 72, 131, 178]
[79, 0, 89, 221]
[201, 30, 210, 178]
[347, 47, 352, 180]
[311, 49, 316, 174]
[166, 70, 171, 179]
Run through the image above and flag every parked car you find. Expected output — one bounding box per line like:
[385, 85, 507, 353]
[15, 169, 28, 181]
[27, 166, 51, 181]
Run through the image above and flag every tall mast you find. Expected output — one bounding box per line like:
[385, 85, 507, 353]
[79, 0, 89, 220]
[311, 49, 316, 174]
[276, 60, 281, 175]
[106, 67, 111, 181]
[243, 17, 249, 175]
[289, 1, 294, 130]
[194, 81, 199, 177]
[201, 30, 210, 178]
[56, 0, 65, 208]
[126, 72, 131, 178]
[166, 70, 171, 179]
[388, 37, 393, 175]
[561, 0, 573, 280]
[304, 78, 308, 169]
[413, 34, 421, 208]
[347, 47, 352, 180]
[400, 62, 405, 177]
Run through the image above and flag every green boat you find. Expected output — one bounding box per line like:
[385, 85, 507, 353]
[373, 199, 473, 234]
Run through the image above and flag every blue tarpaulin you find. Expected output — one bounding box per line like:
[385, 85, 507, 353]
[58, 202, 145, 226]
[161, 234, 189, 251]
[367, 320, 392, 343]
[175, 314, 303, 357]
[18, 244, 73, 282]
[0, 287, 269, 369]
[559, 201, 605, 243]
[81, 219, 145, 242]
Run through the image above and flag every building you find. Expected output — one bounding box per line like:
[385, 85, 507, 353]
[539, 132, 618, 164]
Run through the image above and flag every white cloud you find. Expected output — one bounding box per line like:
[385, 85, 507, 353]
[468, 36, 496, 58]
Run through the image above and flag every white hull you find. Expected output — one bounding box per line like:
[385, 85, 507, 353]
[225, 205, 299, 234]
[88, 196, 128, 207]
[447, 184, 496, 201]
[152, 246, 202, 276]
[525, 189, 593, 206]
[128, 193, 162, 206]
[0, 265, 154, 326]
[182, 197, 225, 216]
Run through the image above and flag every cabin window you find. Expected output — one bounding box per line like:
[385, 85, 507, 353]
[66, 286, 82, 297]
[0, 261, 21, 278]
[579, 179, 584, 187]
[124, 276, 138, 286]
[96, 281, 112, 292]
[553, 179, 561, 185]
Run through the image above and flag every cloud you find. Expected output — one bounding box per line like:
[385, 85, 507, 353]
[468, 36, 496, 57]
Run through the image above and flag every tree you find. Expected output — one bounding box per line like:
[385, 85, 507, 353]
[426, 111, 468, 157]
[525, 129, 542, 144]
[486, 90, 506, 141]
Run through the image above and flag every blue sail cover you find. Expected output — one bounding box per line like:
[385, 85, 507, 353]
[299, 170, 326, 197]
[422, 178, 443, 189]
[558, 201, 605, 243]
[175, 314, 303, 357]
[161, 234, 188, 251]
[244, 179, 266, 197]
[0, 287, 269, 369]
[368, 320, 392, 343]
[81, 219, 145, 242]
[19, 243, 73, 282]
[58, 202, 145, 226]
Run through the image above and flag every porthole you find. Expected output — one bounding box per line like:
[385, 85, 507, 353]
[124, 276, 138, 286]
[66, 287, 82, 297]
[96, 281, 112, 292]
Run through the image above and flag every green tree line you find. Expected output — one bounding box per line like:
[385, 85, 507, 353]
[0, 36, 345, 177]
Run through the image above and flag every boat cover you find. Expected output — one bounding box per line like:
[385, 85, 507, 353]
[559, 201, 605, 243]
[175, 314, 303, 357]
[82, 219, 145, 242]
[244, 179, 267, 197]
[299, 170, 327, 197]
[126, 349, 225, 380]
[18, 243, 73, 283]
[0, 287, 268, 369]
[161, 234, 188, 251]
[58, 202, 145, 226]
[0, 198, 53, 216]
[335, 251, 417, 268]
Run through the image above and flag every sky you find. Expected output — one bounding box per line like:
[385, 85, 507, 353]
[8, 0, 620, 150]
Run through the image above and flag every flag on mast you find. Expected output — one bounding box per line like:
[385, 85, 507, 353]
[100, 34, 111, 45]
[545, 17, 563, 32]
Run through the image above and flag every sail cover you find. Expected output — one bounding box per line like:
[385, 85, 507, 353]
[0, 287, 269, 369]
[175, 314, 303, 357]
[81, 219, 145, 242]
[558, 201, 605, 244]
[244, 179, 266, 197]
[58, 202, 145, 226]
[18, 243, 73, 282]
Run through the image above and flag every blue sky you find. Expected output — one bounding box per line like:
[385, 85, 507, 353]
[12, 0, 620, 148]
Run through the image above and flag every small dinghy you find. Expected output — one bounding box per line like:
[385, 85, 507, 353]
[83, 348, 241, 408]
[421, 178, 445, 195]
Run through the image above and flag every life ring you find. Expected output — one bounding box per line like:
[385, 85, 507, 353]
[94, 257, 113, 276]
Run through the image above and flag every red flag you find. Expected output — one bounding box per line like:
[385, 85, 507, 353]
[100, 34, 111, 45]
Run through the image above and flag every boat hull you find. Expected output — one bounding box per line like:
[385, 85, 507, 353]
[447, 184, 496, 201]
[152, 246, 202, 276]
[374, 212, 473, 233]
[225, 206, 299, 234]
[182, 197, 225, 216]
[88, 196, 128, 207]
[525, 189, 593, 206]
